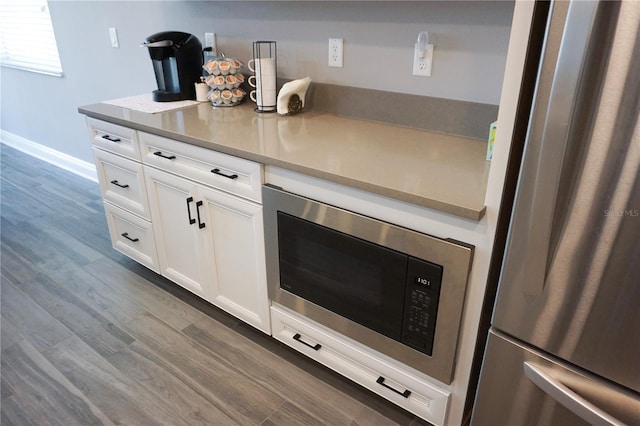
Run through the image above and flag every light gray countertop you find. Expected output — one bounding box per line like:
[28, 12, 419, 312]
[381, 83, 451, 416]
[79, 101, 490, 220]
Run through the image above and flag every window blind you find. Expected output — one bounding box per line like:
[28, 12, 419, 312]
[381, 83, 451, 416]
[0, 0, 63, 76]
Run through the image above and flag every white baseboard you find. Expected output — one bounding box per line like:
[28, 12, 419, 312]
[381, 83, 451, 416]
[0, 130, 97, 183]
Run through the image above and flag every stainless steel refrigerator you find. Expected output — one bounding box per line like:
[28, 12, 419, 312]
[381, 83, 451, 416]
[471, 1, 640, 425]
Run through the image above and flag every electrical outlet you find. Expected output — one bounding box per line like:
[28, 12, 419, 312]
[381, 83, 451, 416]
[204, 32, 217, 56]
[412, 43, 433, 77]
[109, 27, 119, 48]
[328, 38, 343, 68]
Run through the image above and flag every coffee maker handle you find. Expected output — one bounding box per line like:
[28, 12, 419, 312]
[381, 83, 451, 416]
[140, 40, 174, 48]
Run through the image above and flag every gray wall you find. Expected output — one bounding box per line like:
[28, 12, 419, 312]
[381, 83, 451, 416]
[1, 1, 514, 163]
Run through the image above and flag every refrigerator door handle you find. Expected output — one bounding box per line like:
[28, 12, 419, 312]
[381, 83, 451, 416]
[523, 362, 625, 426]
[502, 1, 599, 296]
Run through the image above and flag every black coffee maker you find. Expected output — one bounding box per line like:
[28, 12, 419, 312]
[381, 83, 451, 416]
[142, 31, 202, 102]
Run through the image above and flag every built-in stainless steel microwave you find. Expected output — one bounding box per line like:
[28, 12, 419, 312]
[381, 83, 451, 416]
[262, 184, 475, 384]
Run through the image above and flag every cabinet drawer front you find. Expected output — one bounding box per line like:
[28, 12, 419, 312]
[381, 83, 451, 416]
[94, 148, 150, 219]
[139, 132, 262, 203]
[87, 117, 140, 161]
[103, 202, 159, 272]
[271, 305, 450, 426]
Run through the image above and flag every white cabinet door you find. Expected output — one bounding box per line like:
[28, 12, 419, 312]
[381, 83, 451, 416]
[144, 166, 211, 299]
[198, 185, 270, 334]
[145, 166, 269, 333]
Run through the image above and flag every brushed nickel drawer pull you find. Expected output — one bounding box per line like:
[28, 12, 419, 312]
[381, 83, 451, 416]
[153, 151, 176, 160]
[211, 168, 238, 180]
[376, 376, 411, 398]
[110, 180, 129, 189]
[292, 333, 321, 351]
[121, 232, 139, 242]
[102, 134, 121, 142]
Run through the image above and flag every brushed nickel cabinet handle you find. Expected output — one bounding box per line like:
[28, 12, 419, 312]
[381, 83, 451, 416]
[186, 197, 196, 225]
[376, 376, 411, 398]
[110, 180, 129, 188]
[102, 134, 121, 142]
[292, 333, 321, 351]
[211, 168, 238, 180]
[196, 200, 205, 229]
[121, 232, 139, 242]
[153, 151, 176, 160]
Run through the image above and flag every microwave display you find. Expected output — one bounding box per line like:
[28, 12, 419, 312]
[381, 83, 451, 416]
[277, 212, 443, 356]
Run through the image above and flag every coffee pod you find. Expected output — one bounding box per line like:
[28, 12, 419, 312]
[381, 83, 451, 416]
[221, 89, 233, 104]
[218, 61, 231, 75]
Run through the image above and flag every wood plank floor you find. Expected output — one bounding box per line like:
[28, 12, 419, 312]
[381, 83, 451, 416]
[0, 145, 430, 426]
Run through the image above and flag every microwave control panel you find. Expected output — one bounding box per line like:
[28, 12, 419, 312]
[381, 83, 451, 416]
[401, 257, 443, 356]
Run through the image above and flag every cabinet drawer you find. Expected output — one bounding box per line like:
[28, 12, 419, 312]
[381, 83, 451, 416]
[271, 305, 450, 426]
[87, 117, 140, 161]
[103, 202, 159, 273]
[94, 148, 150, 219]
[139, 132, 262, 203]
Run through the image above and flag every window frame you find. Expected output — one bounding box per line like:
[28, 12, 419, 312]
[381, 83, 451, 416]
[0, 0, 64, 77]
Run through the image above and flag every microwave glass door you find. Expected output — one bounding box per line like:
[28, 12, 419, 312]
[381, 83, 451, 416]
[277, 212, 407, 340]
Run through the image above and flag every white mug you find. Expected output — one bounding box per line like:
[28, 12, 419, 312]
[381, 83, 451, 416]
[248, 74, 276, 92]
[248, 58, 276, 76]
[250, 89, 277, 110]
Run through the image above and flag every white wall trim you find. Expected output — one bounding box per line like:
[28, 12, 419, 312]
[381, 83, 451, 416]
[0, 129, 97, 182]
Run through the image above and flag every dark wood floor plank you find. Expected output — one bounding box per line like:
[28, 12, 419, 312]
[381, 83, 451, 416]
[0, 169, 98, 225]
[107, 345, 240, 425]
[85, 256, 215, 330]
[120, 312, 284, 425]
[1, 146, 52, 175]
[1, 212, 103, 276]
[24, 217, 104, 267]
[1, 398, 35, 426]
[34, 166, 102, 205]
[0, 314, 24, 353]
[1, 147, 101, 223]
[1, 339, 113, 426]
[350, 409, 420, 426]
[184, 321, 361, 425]
[0, 279, 73, 352]
[0, 186, 58, 225]
[1, 373, 15, 400]
[2, 238, 144, 330]
[0, 241, 40, 285]
[261, 401, 325, 426]
[0, 218, 76, 273]
[0, 154, 46, 190]
[16, 270, 135, 358]
[49, 210, 121, 264]
[408, 417, 432, 426]
[44, 335, 180, 425]
[8, 171, 100, 222]
[123, 257, 243, 330]
[40, 261, 146, 327]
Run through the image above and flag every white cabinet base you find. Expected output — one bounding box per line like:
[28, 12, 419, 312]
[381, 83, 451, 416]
[271, 304, 450, 426]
